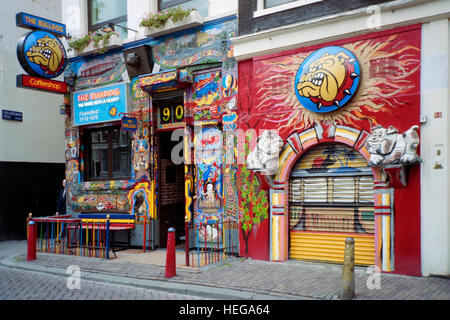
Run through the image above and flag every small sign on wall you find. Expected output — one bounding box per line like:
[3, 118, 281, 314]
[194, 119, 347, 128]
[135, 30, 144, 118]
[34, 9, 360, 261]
[121, 116, 138, 132]
[2, 110, 23, 122]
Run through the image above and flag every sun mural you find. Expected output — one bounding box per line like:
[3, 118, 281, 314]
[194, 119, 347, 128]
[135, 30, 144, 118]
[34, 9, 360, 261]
[252, 33, 420, 136]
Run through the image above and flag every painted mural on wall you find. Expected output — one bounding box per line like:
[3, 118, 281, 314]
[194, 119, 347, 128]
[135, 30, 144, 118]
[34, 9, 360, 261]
[151, 18, 237, 69]
[245, 30, 421, 138]
[194, 126, 223, 223]
[64, 53, 145, 216]
[127, 180, 154, 222]
[222, 59, 238, 132]
[217, 60, 239, 223]
[237, 26, 422, 266]
[239, 134, 269, 256]
[64, 52, 128, 91]
[191, 71, 222, 121]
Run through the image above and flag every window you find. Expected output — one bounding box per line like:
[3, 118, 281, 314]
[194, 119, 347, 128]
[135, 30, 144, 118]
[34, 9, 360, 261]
[265, 0, 297, 9]
[254, 0, 322, 17]
[88, 0, 128, 38]
[159, 0, 208, 17]
[83, 125, 132, 181]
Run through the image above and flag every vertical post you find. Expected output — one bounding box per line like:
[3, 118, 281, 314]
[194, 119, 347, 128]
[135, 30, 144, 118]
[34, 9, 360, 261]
[165, 227, 176, 278]
[143, 215, 147, 252]
[185, 221, 190, 267]
[341, 237, 355, 300]
[27, 213, 36, 261]
[68, 221, 71, 255]
[204, 224, 207, 265]
[105, 215, 110, 260]
[150, 217, 154, 250]
[196, 223, 200, 267]
[26, 212, 30, 240]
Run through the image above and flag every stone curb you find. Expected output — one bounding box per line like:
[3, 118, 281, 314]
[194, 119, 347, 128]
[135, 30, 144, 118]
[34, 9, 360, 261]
[0, 254, 313, 300]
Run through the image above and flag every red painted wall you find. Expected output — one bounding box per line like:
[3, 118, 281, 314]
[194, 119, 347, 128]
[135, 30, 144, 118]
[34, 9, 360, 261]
[237, 25, 422, 275]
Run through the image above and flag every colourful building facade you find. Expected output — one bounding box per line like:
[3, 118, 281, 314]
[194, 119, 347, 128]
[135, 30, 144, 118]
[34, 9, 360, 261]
[64, 15, 240, 250]
[236, 24, 422, 276]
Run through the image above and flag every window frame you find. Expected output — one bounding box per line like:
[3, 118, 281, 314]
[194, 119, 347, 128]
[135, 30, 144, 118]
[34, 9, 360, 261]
[82, 123, 132, 182]
[254, 0, 323, 18]
[87, 0, 128, 33]
[158, 0, 191, 10]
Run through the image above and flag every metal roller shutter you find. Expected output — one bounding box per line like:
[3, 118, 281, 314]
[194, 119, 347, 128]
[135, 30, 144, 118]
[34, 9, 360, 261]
[289, 143, 375, 266]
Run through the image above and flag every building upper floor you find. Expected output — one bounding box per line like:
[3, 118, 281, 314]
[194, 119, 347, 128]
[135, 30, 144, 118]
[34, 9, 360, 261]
[232, 0, 450, 61]
[62, 0, 238, 48]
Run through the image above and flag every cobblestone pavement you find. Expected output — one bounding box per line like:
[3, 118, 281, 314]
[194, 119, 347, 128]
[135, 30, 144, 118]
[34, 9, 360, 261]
[1, 241, 449, 300]
[9, 251, 450, 300]
[0, 264, 207, 300]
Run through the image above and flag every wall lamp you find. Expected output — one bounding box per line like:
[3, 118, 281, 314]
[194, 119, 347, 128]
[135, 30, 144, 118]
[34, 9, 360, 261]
[101, 22, 138, 33]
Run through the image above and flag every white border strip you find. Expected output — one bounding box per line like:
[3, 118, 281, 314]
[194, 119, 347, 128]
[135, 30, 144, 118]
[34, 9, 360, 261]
[254, 0, 323, 18]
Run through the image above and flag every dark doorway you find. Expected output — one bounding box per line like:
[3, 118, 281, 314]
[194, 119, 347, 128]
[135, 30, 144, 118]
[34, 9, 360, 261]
[0, 161, 65, 240]
[158, 130, 185, 248]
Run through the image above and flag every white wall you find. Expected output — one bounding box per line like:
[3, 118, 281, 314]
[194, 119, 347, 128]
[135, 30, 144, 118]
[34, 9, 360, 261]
[0, 0, 65, 163]
[420, 18, 450, 276]
[63, 0, 238, 43]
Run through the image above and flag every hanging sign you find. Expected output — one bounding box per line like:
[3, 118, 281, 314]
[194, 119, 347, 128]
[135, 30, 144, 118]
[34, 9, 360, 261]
[121, 116, 138, 132]
[72, 82, 130, 126]
[16, 12, 66, 37]
[17, 30, 67, 79]
[17, 74, 67, 94]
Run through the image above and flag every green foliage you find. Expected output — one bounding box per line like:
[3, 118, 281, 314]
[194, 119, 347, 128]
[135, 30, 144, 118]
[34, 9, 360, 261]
[67, 33, 92, 52]
[239, 131, 269, 237]
[139, 7, 197, 28]
[68, 31, 118, 54]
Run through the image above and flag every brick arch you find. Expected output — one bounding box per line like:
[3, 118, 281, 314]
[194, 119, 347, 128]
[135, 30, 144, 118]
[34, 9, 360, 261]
[269, 123, 392, 272]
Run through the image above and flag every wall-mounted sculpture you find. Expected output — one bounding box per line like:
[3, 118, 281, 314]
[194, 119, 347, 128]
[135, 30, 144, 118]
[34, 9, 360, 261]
[366, 125, 421, 167]
[247, 130, 284, 175]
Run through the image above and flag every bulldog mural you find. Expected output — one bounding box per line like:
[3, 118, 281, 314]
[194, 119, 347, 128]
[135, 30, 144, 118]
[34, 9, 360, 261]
[366, 125, 421, 166]
[247, 130, 284, 175]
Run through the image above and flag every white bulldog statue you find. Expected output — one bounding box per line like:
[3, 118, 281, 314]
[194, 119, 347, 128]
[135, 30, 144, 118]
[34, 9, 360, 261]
[366, 125, 421, 166]
[247, 130, 284, 175]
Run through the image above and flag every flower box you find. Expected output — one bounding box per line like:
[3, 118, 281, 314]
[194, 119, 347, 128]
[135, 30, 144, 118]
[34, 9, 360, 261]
[70, 34, 123, 57]
[143, 10, 204, 38]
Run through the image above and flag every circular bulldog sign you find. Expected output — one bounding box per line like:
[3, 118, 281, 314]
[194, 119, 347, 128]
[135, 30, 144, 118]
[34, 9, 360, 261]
[294, 46, 360, 113]
[17, 30, 67, 79]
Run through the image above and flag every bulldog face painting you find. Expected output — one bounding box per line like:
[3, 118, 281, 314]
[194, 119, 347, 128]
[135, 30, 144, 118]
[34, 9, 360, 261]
[295, 46, 360, 113]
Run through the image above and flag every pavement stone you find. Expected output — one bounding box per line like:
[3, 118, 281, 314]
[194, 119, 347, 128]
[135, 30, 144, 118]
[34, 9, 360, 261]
[1, 240, 449, 300]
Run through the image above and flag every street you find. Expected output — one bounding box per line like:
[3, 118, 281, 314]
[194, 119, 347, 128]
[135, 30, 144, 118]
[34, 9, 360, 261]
[0, 265, 207, 300]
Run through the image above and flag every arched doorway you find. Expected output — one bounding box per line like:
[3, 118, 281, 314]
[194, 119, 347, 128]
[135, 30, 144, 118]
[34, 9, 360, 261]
[289, 143, 375, 265]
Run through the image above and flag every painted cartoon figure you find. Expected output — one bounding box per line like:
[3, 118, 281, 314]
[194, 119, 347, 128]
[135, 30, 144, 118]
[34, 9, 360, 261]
[26, 35, 65, 76]
[295, 46, 360, 113]
[366, 125, 420, 166]
[247, 130, 284, 175]
[297, 51, 358, 107]
[200, 180, 221, 208]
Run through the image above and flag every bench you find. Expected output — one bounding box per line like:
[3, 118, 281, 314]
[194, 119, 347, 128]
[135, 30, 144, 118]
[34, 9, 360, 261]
[80, 213, 135, 257]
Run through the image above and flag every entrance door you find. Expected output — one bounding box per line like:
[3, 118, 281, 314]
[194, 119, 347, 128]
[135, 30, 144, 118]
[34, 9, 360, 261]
[158, 130, 186, 248]
[289, 143, 375, 265]
[152, 90, 186, 248]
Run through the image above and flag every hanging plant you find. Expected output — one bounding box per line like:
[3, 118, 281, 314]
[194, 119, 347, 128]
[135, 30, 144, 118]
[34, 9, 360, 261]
[139, 6, 197, 29]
